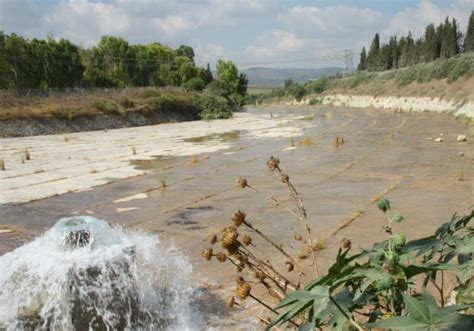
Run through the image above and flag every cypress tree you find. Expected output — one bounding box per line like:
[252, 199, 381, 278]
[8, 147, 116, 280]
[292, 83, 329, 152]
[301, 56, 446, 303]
[367, 33, 380, 71]
[440, 17, 453, 58]
[464, 11, 474, 52]
[389, 36, 399, 69]
[451, 18, 461, 56]
[358, 47, 367, 70]
[424, 24, 438, 62]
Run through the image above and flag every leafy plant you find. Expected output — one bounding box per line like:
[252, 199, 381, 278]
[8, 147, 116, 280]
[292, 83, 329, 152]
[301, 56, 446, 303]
[202, 157, 474, 330]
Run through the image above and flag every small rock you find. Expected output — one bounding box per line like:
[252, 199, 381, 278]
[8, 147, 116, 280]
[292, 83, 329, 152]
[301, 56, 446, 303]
[435, 137, 443, 142]
[458, 152, 464, 156]
[427, 137, 433, 141]
[440, 133, 444, 137]
[457, 135, 467, 142]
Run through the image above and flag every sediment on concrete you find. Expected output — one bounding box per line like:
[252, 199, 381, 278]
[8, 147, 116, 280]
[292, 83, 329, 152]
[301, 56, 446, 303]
[0, 108, 200, 137]
[285, 94, 474, 119]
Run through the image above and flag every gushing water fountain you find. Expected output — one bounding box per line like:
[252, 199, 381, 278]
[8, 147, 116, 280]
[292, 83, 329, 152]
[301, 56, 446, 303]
[0, 216, 198, 330]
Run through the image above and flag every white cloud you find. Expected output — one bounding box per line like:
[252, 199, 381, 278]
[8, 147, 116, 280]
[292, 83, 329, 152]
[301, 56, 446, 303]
[279, 5, 384, 38]
[384, 0, 473, 39]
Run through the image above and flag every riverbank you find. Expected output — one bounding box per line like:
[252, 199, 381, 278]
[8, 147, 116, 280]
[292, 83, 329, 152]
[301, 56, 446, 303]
[284, 94, 474, 119]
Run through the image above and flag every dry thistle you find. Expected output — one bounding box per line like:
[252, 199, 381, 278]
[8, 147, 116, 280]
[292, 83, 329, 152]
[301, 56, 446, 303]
[207, 233, 218, 244]
[232, 210, 246, 227]
[266, 156, 280, 171]
[221, 229, 240, 254]
[341, 238, 352, 249]
[236, 276, 246, 286]
[235, 265, 243, 272]
[202, 248, 213, 261]
[216, 251, 227, 263]
[0, 158, 5, 171]
[241, 234, 252, 246]
[280, 174, 289, 183]
[253, 271, 266, 281]
[294, 234, 303, 241]
[25, 148, 31, 161]
[298, 251, 308, 260]
[226, 295, 235, 308]
[236, 282, 251, 300]
[285, 261, 294, 272]
[236, 178, 248, 188]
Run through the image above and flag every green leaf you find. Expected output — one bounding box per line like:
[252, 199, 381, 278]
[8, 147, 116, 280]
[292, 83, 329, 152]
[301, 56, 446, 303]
[267, 286, 330, 330]
[393, 213, 404, 223]
[368, 291, 474, 330]
[377, 197, 391, 212]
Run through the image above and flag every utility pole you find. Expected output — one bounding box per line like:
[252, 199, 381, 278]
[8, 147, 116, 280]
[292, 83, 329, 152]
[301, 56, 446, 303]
[343, 49, 354, 76]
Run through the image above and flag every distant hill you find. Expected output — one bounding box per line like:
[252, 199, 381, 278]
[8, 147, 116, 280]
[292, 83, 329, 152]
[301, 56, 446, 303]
[241, 67, 343, 86]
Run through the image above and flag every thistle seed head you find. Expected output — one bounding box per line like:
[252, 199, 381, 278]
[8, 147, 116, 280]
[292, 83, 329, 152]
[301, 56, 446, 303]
[216, 251, 227, 263]
[266, 156, 280, 171]
[232, 210, 246, 227]
[341, 238, 351, 249]
[226, 295, 235, 308]
[253, 271, 266, 281]
[241, 234, 252, 246]
[236, 277, 246, 286]
[294, 234, 303, 241]
[202, 247, 213, 261]
[285, 261, 294, 272]
[280, 174, 289, 183]
[236, 282, 251, 300]
[207, 233, 218, 244]
[221, 230, 240, 254]
[236, 178, 247, 188]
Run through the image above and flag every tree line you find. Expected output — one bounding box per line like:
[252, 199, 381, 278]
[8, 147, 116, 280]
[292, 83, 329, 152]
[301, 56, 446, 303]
[358, 11, 474, 71]
[0, 33, 247, 102]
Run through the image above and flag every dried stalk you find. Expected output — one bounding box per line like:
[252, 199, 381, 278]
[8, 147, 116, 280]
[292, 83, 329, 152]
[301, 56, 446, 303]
[270, 159, 320, 276]
[242, 219, 305, 276]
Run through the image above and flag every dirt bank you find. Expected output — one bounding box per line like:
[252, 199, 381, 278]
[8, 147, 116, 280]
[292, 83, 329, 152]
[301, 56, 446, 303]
[284, 94, 474, 119]
[0, 107, 200, 137]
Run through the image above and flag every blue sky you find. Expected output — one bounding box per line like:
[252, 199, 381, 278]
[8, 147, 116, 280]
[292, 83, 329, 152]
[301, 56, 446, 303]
[1, 0, 473, 68]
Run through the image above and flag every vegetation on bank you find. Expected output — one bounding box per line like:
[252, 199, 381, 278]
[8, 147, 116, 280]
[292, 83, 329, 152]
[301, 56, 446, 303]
[249, 52, 474, 105]
[202, 158, 474, 330]
[358, 11, 474, 72]
[0, 33, 250, 121]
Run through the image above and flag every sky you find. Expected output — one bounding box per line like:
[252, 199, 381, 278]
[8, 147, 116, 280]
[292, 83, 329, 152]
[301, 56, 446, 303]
[0, 0, 473, 68]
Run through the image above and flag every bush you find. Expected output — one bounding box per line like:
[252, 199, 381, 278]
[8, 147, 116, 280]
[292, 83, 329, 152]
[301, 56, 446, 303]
[308, 77, 329, 93]
[205, 79, 233, 99]
[144, 93, 199, 116]
[90, 98, 124, 116]
[286, 83, 306, 101]
[308, 97, 322, 105]
[196, 93, 232, 120]
[182, 77, 206, 91]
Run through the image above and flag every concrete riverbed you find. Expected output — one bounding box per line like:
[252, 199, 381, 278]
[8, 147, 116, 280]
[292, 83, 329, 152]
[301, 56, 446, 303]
[0, 105, 472, 329]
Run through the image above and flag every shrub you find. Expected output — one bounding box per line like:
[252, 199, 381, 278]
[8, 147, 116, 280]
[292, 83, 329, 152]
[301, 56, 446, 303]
[309, 97, 322, 105]
[286, 83, 306, 101]
[205, 79, 233, 99]
[182, 77, 206, 91]
[308, 77, 329, 93]
[196, 93, 232, 120]
[144, 93, 199, 116]
[90, 98, 124, 116]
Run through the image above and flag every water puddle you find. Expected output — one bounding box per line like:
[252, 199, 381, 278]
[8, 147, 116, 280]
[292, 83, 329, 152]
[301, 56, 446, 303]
[183, 130, 242, 143]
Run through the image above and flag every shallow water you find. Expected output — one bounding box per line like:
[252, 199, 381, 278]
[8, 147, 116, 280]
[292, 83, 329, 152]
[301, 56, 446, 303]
[0, 216, 197, 330]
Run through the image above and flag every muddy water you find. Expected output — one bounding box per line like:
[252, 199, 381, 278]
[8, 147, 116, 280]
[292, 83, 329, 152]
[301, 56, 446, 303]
[0, 105, 473, 329]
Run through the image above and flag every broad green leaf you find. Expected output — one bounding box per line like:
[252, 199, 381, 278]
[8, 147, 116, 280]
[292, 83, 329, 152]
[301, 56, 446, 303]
[368, 291, 474, 330]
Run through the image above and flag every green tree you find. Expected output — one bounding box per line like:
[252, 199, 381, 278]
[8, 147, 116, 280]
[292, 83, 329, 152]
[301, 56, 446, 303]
[216, 59, 247, 106]
[389, 36, 399, 69]
[464, 11, 474, 52]
[440, 17, 453, 58]
[357, 47, 367, 70]
[367, 33, 381, 71]
[424, 24, 439, 62]
[175, 45, 195, 63]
